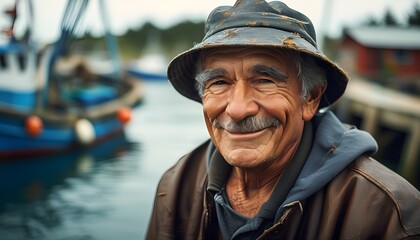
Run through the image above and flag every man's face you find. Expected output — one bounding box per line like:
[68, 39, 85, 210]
[199, 47, 320, 169]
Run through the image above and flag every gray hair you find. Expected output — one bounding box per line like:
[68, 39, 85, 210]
[194, 47, 327, 100]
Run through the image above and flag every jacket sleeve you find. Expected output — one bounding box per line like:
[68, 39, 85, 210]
[317, 156, 420, 240]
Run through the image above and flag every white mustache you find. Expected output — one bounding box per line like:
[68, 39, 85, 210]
[213, 116, 280, 133]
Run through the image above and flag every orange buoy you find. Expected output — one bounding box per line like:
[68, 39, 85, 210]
[25, 115, 43, 137]
[117, 107, 132, 124]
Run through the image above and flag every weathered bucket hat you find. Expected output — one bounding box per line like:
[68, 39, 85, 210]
[167, 0, 349, 108]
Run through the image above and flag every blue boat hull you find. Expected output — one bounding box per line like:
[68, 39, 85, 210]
[0, 112, 125, 159]
[127, 68, 167, 81]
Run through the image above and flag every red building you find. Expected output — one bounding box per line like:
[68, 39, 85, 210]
[335, 27, 420, 185]
[338, 27, 420, 95]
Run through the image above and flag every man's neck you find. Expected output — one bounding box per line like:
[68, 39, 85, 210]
[225, 144, 298, 217]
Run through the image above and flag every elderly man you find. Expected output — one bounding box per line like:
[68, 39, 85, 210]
[146, 0, 420, 239]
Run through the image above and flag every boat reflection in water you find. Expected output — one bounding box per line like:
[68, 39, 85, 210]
[0, 132, 140, 239]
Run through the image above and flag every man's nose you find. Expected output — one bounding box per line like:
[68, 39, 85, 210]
[225, 80, 259, 121]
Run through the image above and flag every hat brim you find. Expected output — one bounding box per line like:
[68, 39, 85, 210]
[167, 27, 349, 109]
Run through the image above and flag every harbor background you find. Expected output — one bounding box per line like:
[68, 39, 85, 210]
[0, 81, 419, 240]
[0, 81, 209, 239]
[1, 0, 419, 239]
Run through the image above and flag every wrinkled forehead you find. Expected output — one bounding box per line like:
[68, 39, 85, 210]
[199, 46, 298, 72]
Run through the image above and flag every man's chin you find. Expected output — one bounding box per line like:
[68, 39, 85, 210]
[223, 148, 269, 169]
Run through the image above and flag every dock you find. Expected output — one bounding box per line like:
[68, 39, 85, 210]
[335, 78, 420, 184]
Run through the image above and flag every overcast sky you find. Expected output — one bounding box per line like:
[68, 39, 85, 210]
[1, 0, 419, 44]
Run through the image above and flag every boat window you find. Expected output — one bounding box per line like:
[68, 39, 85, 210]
[17, 54, 27, 71]
[394, 50, 412, 65]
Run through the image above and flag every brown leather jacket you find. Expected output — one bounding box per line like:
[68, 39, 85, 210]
[146, 140, 420, 240]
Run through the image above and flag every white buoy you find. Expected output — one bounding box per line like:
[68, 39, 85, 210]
[75, 118, 95, 145]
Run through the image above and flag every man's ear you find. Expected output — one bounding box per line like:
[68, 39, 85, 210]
[302, 85, 327, 121]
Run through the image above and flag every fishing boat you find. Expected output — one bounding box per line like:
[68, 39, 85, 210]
[0, 0, 143, 159]
[126, 31, 168, 81]
[127, 53, 168, 81]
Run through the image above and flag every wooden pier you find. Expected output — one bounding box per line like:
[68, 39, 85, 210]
[335, 78, 420, 185]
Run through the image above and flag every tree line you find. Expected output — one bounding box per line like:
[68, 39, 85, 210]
[77, 3, 420, 61]
[365, 3, 420, 26]
[117, 20, 205, 59]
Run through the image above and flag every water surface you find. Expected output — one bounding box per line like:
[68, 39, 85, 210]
[0, 81, 209, 239]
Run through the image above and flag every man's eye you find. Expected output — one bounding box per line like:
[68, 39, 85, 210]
[206, 79, 229, 88]
[254, 78, 278, 86]
[205, 79, 230, 95]
[253, 78, 280, 93]
[257, 79, 275, 84]
[211, 80, 228, 86]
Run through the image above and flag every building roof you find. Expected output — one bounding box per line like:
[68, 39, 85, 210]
[345, 27, 420, 49]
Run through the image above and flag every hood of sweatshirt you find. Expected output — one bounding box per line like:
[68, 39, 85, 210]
[274, 110, 378, 220]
